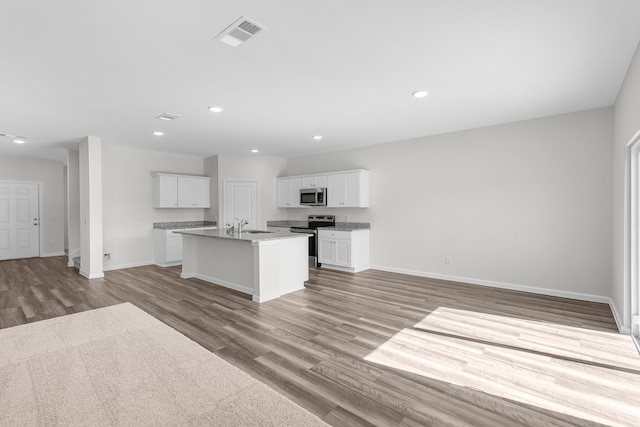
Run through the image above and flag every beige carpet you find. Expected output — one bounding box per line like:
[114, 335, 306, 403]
[0, 303, 329, 426]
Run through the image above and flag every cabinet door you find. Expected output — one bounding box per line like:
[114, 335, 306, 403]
[290, 178, 302, 207]
[166, 233, 183, 262]
[192, 178, 210, 208]
[318, 237, 334, 264]
[301, 175, 328, 188]
[277, 179, 292, 207]
[334, 239, 351, 266]
[177, 177, 195, 207]
[327, 174, 343, 207]
[155, 175, 178, 208]
[342, 173, 360, 207]
[314, 175, 328, 188]
[277, 178, 303, 208]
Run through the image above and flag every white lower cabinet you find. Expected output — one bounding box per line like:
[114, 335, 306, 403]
[318, 229, 369, 273]
[154, 229, 184, 266]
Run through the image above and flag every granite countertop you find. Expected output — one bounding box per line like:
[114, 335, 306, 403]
[329, 223, 370, 231]
[266, 220, 370, 231]
[175, 227, 312, 243]
[266, 220, 308, 228]
[153, 221, 217, 230]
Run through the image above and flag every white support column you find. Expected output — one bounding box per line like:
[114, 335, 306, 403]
[66, 149, 80, 267]
[79, 136, 104, 279]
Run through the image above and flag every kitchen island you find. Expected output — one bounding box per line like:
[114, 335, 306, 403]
[175, 228, 311, 303]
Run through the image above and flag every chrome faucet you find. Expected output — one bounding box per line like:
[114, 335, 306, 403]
[237, 219, 249, 233]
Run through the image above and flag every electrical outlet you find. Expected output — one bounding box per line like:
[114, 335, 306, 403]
[445, 256, 452, 264]
[103, 253, 111, 260]
[345, 215, 350, 221]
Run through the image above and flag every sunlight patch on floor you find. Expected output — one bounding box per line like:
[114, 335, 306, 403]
[364, 307, 640, 427]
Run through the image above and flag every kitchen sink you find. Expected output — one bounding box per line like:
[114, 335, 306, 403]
[243, 230, 274, 234]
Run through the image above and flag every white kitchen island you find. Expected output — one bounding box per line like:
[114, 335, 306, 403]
[175, 228, 311, 303]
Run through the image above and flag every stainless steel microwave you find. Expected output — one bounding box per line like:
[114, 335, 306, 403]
[300, 187, 327, 206]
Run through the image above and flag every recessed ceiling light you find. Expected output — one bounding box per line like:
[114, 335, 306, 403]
[412, 90, 428, 98]
[250, 149, 259, 153]
[156, 113, 180, 121]
[13, 139, 26, 144]
[152, 131, 164, 136]
[312, 135, 323, 140]
[208, 106, 223, 113]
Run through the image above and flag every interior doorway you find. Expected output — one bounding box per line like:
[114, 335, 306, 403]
[624, 129, 640, 348]
[224, 180, 259, 230]
[0, 181, 40, 260]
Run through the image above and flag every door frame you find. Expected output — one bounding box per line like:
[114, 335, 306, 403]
[0, 180, 43, 258]
[623, 129, 640, 348]
[223, 179, 260, 229]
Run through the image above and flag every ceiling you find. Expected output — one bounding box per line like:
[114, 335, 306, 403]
[1, 0, 640, 163]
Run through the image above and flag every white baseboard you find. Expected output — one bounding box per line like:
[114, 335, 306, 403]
[253, 293, 279, 303]
[180, 272, 254, 296]
[370, 264, 611, 304]
[320, 264, 355, 273]
[103, 261, 154, 272]
[373, 265, 635, 334]
[40, 251, 65, 258]
[607, 299, 629, 334]
[153, 261, 182, 268]
[80, 270, 104, 279]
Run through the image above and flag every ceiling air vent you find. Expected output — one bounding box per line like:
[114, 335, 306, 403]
[0, 133, 26, 139]
[156, 113, 180, 121]
[214, 16, 266, 47]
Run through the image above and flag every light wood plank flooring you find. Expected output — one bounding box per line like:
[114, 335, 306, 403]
[1, 256, 639, 426]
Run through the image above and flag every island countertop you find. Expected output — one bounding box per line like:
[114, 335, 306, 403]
[174, 227, 311, 243]
[266, 220, 371, 231]
[153, 221, 217, 230]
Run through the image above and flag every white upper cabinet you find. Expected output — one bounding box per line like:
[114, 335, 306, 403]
[152, 173, 210, 208]
[192, 178, 210, 207]
[154, 174, 179, 208]
[177, 176, 210, 208]
[277, 177, 304, 208]
[278, 170, 369, 208]
[327, 170, 369, 208]
[301, 175, 328, 189]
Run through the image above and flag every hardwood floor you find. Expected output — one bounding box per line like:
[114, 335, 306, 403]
[1, 256, 639, 426]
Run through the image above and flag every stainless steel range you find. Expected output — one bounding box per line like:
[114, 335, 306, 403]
[289, 215, 335, 267]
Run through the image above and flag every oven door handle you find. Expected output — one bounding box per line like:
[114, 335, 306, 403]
[290, 228, 317, 234]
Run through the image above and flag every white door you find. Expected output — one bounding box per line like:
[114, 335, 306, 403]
[624, 129, 640, 345]
[0, 182, 40, 260]
[224, 181, 259, 229]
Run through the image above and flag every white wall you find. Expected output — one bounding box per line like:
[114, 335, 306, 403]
[284, 108, 613, 298]
[0, 155, 65, 256]
[215, 154, 287, 228]
[612, 41, 640, 322]
[101, 144, 205, 270]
